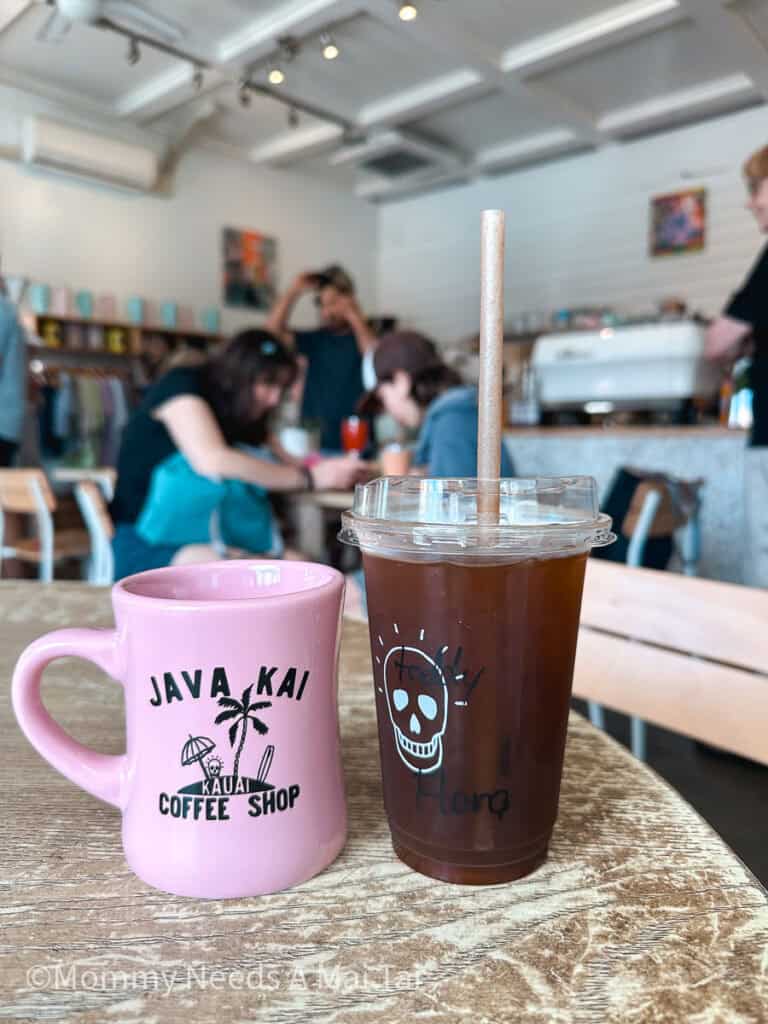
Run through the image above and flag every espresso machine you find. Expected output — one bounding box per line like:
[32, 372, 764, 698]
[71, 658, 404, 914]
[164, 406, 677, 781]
[531, 321, 720, 423]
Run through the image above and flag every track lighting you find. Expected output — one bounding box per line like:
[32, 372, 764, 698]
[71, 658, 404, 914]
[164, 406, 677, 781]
[268, 65, 285, 85]
[192, 65, 204, 91]
[126, 37, 140, 64]
[279, 36, 300, 62]
[238, 80, 252, 108]
[320, 32, 339, 60]
[398, 3, 418, 21]
[288, 106, 299, 128]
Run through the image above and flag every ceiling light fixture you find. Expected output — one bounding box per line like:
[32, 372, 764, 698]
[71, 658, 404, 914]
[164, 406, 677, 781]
[238, 79, 252, 108]
[268, 65, 285, 85]
[320, 32, 339, 60]
[398, 3, 418, 21]
[126, 36, 140, 65]
[279, 36, 301, 62]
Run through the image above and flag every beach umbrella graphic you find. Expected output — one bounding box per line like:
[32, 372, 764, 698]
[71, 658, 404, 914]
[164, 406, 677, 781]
[181, 734, 216, 780]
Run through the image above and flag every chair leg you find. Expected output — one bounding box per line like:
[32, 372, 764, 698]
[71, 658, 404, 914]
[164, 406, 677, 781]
[588, 701, 605, 730]
[31, 477, 54, 583]
[630, 716, 647, 761]
[626, 489, 662, 568]
[679, 514, 701, 578]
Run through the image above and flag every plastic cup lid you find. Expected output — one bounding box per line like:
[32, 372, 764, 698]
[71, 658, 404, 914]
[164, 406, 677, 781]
[339, 476, 614, 558]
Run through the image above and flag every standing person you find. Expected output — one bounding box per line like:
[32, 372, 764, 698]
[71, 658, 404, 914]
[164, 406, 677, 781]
[0, 275, 26, 466]
[266, 265, 377, 451]
[110, 329, 364, 579]
[706, 143, 768, 586]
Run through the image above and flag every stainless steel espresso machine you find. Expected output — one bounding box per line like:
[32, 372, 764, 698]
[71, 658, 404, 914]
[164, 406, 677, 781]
[531, 321, 720, 424]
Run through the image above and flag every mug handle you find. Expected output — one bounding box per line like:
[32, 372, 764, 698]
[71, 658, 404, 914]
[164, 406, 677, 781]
[12, 628, 127, 809]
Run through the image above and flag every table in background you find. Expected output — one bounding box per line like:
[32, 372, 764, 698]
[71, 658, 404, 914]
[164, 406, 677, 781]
[1, 582, 767, 1023]
[289, 490, 354, 564]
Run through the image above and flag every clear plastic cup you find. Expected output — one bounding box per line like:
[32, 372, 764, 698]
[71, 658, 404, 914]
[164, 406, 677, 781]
[340, 476, 614, 884]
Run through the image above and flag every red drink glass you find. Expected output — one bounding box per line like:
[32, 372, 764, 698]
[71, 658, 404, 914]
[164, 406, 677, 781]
[341, 416, 369, 453]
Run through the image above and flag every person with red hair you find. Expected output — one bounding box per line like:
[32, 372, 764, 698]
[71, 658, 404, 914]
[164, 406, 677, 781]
[706, 144, 768, 585]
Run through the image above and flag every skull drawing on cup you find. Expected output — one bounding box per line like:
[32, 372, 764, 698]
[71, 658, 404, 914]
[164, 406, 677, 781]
[383, 645, 448, 774]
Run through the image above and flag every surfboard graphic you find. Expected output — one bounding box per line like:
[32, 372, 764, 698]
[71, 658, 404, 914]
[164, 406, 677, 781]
[256, 744, 275, 784]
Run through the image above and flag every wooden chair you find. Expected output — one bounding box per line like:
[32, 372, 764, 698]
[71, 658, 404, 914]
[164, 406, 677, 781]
[74, 481, 115, 585]
[587, 473, 703, 758]
[0, 469, 92, 582]
[575, 559, 768, 766]
[53, 466, 117, 502]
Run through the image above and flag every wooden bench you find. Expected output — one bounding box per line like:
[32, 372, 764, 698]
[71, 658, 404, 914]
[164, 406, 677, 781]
[574, 559, 768, 766]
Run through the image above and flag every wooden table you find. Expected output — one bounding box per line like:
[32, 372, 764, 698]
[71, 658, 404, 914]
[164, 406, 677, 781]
[2, 583, 767, 1023]
[289, 491, 354, 562]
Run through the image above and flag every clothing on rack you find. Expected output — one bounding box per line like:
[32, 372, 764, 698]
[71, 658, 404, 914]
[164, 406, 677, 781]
[32, 366, 133, 466]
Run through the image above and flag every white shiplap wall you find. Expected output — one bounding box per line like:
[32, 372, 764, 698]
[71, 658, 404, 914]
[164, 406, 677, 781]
[377, 104, 768, 342]
[0, 142, 378, 334]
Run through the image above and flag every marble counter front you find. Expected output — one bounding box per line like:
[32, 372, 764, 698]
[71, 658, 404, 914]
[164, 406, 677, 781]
[504, 426, 747, 582]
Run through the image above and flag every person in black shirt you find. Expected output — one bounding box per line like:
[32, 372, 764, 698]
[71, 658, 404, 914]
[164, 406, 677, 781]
[111, 329, 364, 579]
[706, 143, 768, 585]
[266, 264, 377, 451]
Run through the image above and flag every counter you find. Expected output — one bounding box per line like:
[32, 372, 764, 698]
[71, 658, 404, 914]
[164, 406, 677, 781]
[504, 426, 746, 582]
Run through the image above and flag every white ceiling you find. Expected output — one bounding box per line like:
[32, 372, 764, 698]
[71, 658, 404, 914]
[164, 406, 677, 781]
[530, 18, 752, 118]
[0, 0, 766, 201]
[407, 91, 560, 154]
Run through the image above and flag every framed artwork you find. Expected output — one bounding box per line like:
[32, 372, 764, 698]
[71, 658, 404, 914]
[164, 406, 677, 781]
[222, 227, 277, 310]
[650, 188, 707, 258]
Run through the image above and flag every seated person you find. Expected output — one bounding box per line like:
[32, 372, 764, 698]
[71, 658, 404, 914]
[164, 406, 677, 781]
[360, 330, 515, 477]
[345, 331, 514, 618]
[110, 329, 362, 579]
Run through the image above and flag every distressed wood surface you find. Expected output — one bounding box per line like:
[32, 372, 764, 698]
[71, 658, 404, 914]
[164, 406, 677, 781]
[1, 582, 767, 1024]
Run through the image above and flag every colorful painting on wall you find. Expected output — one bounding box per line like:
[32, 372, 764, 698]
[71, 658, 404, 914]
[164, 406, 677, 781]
[222, 228, 277, 310]
[650, 188, 707, 258]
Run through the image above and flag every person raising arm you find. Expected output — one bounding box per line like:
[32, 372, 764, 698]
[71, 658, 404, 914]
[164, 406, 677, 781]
[266, 265, 376, 451]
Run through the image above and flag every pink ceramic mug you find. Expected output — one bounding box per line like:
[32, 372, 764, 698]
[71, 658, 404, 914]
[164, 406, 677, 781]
[11, 560, 347, 899]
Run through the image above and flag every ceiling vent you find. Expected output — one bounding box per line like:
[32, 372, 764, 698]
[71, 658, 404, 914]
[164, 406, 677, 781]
[330, 129, 461, 179]
[361, 149, 434, 177]
[21, 116, 158, 193]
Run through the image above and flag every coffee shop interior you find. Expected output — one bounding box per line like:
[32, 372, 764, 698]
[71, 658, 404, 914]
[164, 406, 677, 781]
[2, 0, 768, 1015]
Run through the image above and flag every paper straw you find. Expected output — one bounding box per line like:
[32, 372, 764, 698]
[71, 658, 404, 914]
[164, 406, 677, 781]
[477, 209, 505, 522]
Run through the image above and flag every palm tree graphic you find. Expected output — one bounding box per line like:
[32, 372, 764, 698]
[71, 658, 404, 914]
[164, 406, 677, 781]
[215, 685, 272, 779]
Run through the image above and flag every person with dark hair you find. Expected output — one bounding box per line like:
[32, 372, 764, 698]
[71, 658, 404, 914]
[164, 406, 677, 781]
[344, 331, 516, 619]
[360, 331, 514, 477]
[266, 265, 377, 451]
[110, 329, 363, 579]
